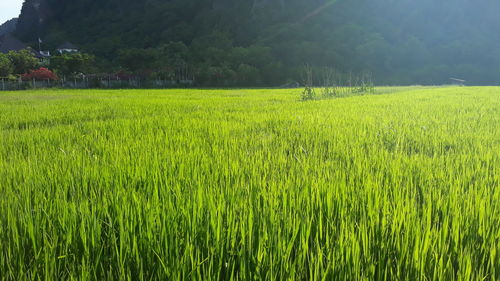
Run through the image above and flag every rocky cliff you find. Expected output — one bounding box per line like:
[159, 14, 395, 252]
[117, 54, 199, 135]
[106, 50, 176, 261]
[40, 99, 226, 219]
[16, 0, 53, 39]
[15, 0, 329, 43]
[0, 18, 18, 36]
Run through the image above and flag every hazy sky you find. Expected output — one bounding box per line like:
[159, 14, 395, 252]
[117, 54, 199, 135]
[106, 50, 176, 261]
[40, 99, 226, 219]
[0, 0, 23, 24]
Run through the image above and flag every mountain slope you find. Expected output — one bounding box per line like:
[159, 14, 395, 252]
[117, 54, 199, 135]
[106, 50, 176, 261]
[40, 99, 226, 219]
[15, 0, 500, 85]
[0, 18, 18, 36]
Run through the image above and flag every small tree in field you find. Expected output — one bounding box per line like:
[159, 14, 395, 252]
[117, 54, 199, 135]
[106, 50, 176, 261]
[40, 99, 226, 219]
[301, 65, 316, 101]
[22, 67, 59, 81]
[322, 67, 338, 98]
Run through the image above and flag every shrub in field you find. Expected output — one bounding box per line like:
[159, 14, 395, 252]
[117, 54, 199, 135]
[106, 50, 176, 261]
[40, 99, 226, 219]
[352, 72, 375, 94]
[321, 67, 339, 98]
[304, 68, 377, 100]
[301, 65, 316, 101]
[302, 86, 316, 101]
[22, 67, 59, 81]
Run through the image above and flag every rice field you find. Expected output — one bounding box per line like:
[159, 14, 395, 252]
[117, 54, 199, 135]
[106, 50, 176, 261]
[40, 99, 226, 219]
[0, 87, 499, 281]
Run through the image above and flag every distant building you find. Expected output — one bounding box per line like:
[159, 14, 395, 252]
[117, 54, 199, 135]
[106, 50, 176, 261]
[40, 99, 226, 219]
[56, 42, 78, 54]
[0, 34, 28, 53]
[39, 50, 51, 57]
[37, 50, 51, 66]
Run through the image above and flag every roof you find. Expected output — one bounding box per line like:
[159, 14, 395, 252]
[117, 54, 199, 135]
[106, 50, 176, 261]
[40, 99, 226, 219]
[450, 77, 466, 83]
[28, 48, 44, 59]
[0, 34, 28, 53]
[57, 42, 78, 50]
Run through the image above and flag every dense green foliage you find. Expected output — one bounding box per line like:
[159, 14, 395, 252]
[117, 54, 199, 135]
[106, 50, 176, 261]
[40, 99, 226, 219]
[0, 53, 14, 77]
[15, 0, 500, 85]
[0, 50, 95, 79]
[0, 87, 499, 280]
[0, 50, 38, 77]
[8, 50, 39, 75]
[50, 53, 95, 77]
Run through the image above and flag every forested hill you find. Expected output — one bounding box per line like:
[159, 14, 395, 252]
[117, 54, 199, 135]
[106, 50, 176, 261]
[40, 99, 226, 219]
[14, 0, 500, 85]
[0, 18, 18, 36]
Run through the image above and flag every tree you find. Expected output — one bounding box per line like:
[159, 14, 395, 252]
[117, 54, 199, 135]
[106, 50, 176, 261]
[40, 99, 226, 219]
[236, 64, 261, 86]
[157, 42, 189, 68]
[22, 67, 59, 80]
[195, 65, 236, 86]
[0, 53, 14, 77]
[51, 53, 95, 76]
[117, 48, 159, 73]
[7, 50, 39, 75]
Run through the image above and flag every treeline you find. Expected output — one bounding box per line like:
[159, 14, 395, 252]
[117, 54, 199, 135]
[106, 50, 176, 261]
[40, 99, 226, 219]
[15, 0, 500, 85]
[0, 50, 94, 80]
[113, 39, 291, 86]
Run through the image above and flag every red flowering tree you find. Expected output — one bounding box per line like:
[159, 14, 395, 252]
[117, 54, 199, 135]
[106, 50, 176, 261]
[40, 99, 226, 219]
[22, 67, 59, 81]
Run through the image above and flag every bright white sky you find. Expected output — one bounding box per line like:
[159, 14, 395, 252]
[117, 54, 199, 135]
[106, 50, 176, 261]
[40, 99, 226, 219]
[0, 0, 24, 24]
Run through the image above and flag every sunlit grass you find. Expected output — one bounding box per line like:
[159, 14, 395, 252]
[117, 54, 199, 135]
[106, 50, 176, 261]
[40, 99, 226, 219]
[0, 87, 499, 280]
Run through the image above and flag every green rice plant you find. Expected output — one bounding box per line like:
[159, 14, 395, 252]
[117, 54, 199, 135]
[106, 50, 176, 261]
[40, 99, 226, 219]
[0, 87, 498, 281]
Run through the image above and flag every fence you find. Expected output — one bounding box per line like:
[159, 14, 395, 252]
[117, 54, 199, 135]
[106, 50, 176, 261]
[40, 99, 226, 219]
[0, 77, 194, 91]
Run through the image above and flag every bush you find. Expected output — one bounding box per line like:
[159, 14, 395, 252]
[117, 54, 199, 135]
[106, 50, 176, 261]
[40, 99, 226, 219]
[22, 68, 59, 81]
[301, 65, 316, 101]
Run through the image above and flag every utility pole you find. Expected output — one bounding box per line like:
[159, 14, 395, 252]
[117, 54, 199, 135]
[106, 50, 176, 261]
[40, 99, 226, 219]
[38, 37, 42, 54]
